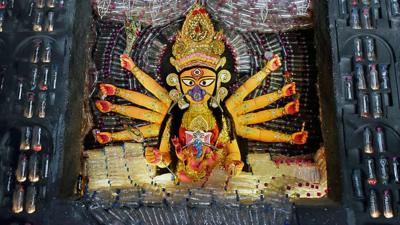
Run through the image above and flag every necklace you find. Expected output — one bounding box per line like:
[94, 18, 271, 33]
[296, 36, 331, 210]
[182, 104, 216, 131]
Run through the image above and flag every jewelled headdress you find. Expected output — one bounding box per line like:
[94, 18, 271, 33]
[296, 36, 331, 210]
[170, 5, 226, 72]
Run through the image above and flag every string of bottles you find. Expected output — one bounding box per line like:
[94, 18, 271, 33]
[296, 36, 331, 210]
[352, 126, 398, 219]
[20, 38, 58, 119]
[0, 0, 65, 33]
[1, 126, 51, 214]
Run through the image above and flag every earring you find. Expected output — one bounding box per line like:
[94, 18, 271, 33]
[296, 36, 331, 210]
[211, 70, 231, 108]
[167, 73, 189, 109]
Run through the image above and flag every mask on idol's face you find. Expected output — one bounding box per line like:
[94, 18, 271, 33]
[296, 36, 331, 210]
[180, 68, 216, 104]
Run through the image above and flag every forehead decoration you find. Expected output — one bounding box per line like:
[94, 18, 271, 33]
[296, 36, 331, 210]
[191, 68, 204, 79]
[170, 4, 226, 72]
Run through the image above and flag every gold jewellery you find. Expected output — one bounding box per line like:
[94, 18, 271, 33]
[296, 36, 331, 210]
[170, 4, 226, 72]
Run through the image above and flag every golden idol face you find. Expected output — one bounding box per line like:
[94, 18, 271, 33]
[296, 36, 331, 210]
[180, 68, 216, 104]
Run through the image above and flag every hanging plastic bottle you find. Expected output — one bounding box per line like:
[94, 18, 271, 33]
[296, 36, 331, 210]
[32, 126, 43, 152]
[350, 8, 362, 29]
[16, 154, 28, 182]
[344, 76, 354, 100]
[379, 64, 390, 90]
[369, 64, 380, 90]
[25, 185, 37, 214]
[371, 92, 383, 118]
[366, 158, 377, 185]
[352, 169, 364, 198]
[361, 8, 373, 29]
[368, 189, 380, 218]
[363, 127, 374, 154]
[12, 184, 24, 214]
[20, 126, 32, 150]
[365, 37, 376, 61]
[355, 64, 367, 90]
[383, 190, 394, 218]
[376, 127, 386, 153]
[359, 93, 370, 118]
[393, 157, 400, 183]
[354, 38, 363, 62]
[378, 157, 389, 185]
[29, 153, 40, 183]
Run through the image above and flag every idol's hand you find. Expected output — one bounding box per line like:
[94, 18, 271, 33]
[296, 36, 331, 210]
[291, 131, 308, 145]
[145, 147, 161, 165]
[284, 99, 300, 115]
[225, 160, 244, 177]
[265, 55, 282, 72]
[282, 82, 296, 97]
[120, 54, 136, 71]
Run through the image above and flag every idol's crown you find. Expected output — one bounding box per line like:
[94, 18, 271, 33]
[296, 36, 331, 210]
[170, 5, 226, 72]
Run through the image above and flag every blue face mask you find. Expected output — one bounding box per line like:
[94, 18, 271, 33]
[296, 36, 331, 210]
[187, 85, 206, 102]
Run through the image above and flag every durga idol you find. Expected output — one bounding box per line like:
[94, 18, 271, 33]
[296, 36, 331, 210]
[94, 5, 308, 184]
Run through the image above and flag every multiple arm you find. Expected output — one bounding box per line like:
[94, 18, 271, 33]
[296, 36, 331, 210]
[226, 55, 308, 145]
[94, 55, 172, 159]
[94, 54, 309, 180]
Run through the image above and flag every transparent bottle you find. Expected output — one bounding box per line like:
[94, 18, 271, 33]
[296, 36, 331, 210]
[42, 153, 50, 179]
[344, 76, 354, 100]
[361, 8, 373, 29]
[23, 92, 35, 119]
[359, 93, 370, 118]
[37, 92, 47, 118]
[33, 11, 43, 31]
[379, 64, 390, 90]
[47, 0, 57, 8]
[16, 154, 28, 182]
[393, 157, 400, 183]
[378, 157, 389, 185]
[383, 190, 393, 218]
[350, 8, 362, 29]
[39, 66, 49, 91]
[31, 41, 42, 64]
[339, 0, 348, 15]
[369, 64, 380, 90]
[41, 42, 52, 63]
[12, 185, 24, 214]
[29, 153, 40, 183]
[355, 64, 367, 90]
[50, 65, 58, 90]
[354, 38, 363, 62]
[363, 127, 374, 154]
[20, 126, 32, 150]
[46, 11, 55, 32]
[366, 158, 377, 185]
[25, 185, 37, 214]
[392, 0, 400, 15]
[32, 126, 42, 152]
[30, 66, 39, 90]
[376, 127, 386, 153]
[36, 0, 45, 8]
[365, 37, 376, 61]
[371, 92, 383, 118]
[17, 78, 23, 100]
[0, 10, 4, 32]
[368, 189, 380, 218]
[352, 169, 364, 198]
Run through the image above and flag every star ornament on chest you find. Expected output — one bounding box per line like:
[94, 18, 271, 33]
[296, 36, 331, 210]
[185, 130, 213, 159]
[185, 130, 212, 146]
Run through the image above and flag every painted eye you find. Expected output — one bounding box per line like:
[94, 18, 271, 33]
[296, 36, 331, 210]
[199, 79, 215, 87]
[182, 79, 195, 86]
